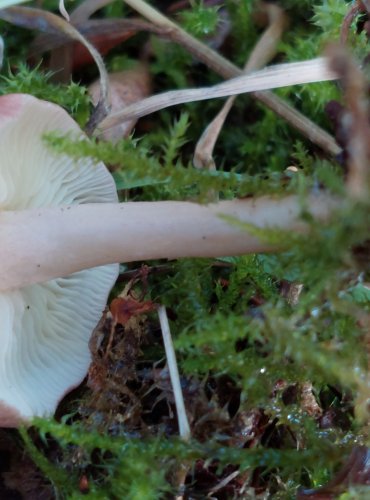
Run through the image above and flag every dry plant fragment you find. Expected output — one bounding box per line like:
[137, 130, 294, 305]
[0, 0, 341, 154]
[194, 1, 286, 170]
[98, 57, 338, 133]
[327, 45, 370, 200]
[340, 1, 364, 44]
[122, 0, 341, 156]
[158, 306, 191, 441]
[71, 0, 116, 22]
[149, 303, 192, 499]
[58, 0, 70, 22]
[88, 64, 152, 142]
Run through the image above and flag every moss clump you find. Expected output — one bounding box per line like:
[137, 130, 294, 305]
[1, 0, 369, 498]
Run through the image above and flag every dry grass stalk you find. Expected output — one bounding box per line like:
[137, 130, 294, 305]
[158, 306, 191, 441]
[58, 0, 70, 21]
[193, 2, 286, 170]
[122, 0, 341, 156]
[98, 58, 338, 133]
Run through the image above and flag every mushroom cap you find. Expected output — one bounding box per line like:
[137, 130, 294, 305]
[0, 94, 119, 426]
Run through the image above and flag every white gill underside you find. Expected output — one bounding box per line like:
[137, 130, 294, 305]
[0, 266, 118, 418]
[0, 94, 118, 421]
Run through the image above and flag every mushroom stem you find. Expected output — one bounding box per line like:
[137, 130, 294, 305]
[0, 194, 336, 292]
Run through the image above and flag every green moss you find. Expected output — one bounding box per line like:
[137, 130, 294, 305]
[24, 418, 350, 499]
[3, 0, 370, 497]
[179, 1, 221, 38]
[0, 64, 90, 124]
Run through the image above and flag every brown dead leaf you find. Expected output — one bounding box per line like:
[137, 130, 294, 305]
[30, 18, 155, 73]
[89, 64, 152, 142]
[110, 294, 156, 325]
[47, 29, 136, 81]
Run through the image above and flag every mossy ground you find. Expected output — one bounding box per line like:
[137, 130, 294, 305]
[0, 1, 370, 498]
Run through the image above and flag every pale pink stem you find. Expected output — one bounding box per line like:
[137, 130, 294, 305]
[0, 195, 336, 292]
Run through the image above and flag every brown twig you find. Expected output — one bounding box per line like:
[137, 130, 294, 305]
[340, 1, 362, 44]
[327, 44, 370, 199]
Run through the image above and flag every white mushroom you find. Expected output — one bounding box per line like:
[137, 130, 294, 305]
[0, 94, 336, 426]
[0, 94, 119, 426]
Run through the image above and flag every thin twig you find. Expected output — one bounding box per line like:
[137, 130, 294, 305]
[340, 1, 361, 44]
[327, 44, 370, 199]
[207, 470, 240, 496]
[157, 306, 191, 441]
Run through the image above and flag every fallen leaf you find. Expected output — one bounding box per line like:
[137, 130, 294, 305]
[110, 295, 156, 325]
[89, 64, 152, 141]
